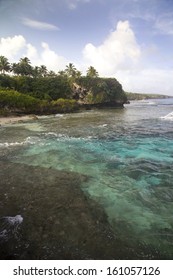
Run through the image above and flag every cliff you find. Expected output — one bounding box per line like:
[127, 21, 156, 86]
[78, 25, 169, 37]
[72, 77, 127, 108]
[0, 75, 127, 116]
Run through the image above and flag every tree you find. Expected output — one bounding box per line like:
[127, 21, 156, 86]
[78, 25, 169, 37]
[48, 70, 56, 77]
[75, 70, 82, 78]
[12, 57, 33, 76]
[86, 66, 99, 78]
[65, 63, 77, 78]
[32, 66, 40, 78]
[39, 65, 48, 77]
[0, 56, 11, 74]
[58, 70, 67, 77]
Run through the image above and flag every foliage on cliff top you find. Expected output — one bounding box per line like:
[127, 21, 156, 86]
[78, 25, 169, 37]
[76, 77, 127, 104]
[0, 55, 127, 111]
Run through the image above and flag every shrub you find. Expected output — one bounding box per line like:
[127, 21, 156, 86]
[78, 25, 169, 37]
[0, 89, 41, 113]
[51, 98, 79, 113]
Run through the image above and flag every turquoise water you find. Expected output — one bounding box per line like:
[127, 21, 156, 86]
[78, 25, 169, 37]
[1, 99, 173, 259]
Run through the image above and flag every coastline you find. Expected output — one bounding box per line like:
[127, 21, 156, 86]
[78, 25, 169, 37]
[0, 115, 37, 125]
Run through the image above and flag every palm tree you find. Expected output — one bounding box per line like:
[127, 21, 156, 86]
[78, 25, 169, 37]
[12, 57, 33, 76]
[32, 66, 40, 78]
[0, 56, 11, 74]
[75, 70, 82, 78]
[11, 62, 19, 75]
[65, 63, 77, 78]
[58, 70, 67, 77]
[19, 57, 31, 64]
[48, 70, 56, 77]
[39, 65, 48, 77]
[86, 66, 99, 78]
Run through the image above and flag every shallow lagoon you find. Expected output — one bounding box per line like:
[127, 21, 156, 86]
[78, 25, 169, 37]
[1, 99, 173, 259]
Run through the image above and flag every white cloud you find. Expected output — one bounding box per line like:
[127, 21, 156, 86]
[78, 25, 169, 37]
[39, 42, 67, 71]
[83, 20, 141, 76]
[0, 35, 67, 72]
[0, 35, 26, 60]
[22, 17, 59, 30]
[25, 44, 38, 60]
[23, 41, 68, 71]
[21, 41, 68, 71]
[82, 20, 173, 95]
[155, 13, 173, 35]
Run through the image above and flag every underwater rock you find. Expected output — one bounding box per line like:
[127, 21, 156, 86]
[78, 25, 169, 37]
[0, 161, 168, 260]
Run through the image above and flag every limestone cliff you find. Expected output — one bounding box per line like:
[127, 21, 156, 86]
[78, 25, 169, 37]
[72, 77, 127, 108]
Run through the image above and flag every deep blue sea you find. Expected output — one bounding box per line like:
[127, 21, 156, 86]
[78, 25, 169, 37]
[1, 98, 173, 259]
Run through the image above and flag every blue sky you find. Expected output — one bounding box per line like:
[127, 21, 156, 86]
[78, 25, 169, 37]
[0, 0, 173, 94]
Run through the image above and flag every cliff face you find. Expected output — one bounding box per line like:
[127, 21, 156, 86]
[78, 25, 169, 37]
[72, 77, 127, 107]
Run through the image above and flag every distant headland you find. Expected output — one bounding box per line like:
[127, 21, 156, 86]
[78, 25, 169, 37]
[125, 92, 172, 101]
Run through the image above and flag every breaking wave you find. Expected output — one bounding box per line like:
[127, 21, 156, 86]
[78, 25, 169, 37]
[161, 111, 173, 120]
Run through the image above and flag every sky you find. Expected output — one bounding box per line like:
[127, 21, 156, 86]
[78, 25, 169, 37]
[0, 0, 173, 95]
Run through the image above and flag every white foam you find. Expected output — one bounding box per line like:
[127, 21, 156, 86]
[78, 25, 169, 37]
[161, 112, 173, 120]
[0, 136, 41, 147]
[55, 114, 64, 118]
[43, 132, 58, 137]
[99, 124, 108, 127]
[0, 141, 25, 147]
[4, 215, 23, 225]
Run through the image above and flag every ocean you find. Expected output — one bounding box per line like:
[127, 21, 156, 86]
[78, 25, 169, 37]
[0, 98, 173, 259]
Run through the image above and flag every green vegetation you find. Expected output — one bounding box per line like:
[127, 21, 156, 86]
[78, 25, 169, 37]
[86, 66, 99, 78]
[126, 92, 171, 100]
[0, 55, 127, 116]
[0, 89, 79, 116]
[51, 98, 79, 113]
[76, 77, 127, 105]
[0, 89, 42, 114]
[0, 56, 11, 74]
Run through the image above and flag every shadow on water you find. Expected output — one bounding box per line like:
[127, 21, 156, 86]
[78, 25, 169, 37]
[0, 160, 169, 260]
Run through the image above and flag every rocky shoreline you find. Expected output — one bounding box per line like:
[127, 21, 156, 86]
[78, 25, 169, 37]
[0, 101, 125, 126]
[0, 115, 38, 125]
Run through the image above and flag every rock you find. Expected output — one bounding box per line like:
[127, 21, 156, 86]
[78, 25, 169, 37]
[31, 115, 38, 120]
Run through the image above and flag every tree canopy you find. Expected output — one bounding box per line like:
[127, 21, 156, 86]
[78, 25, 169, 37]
[86, 66, 99, 78]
